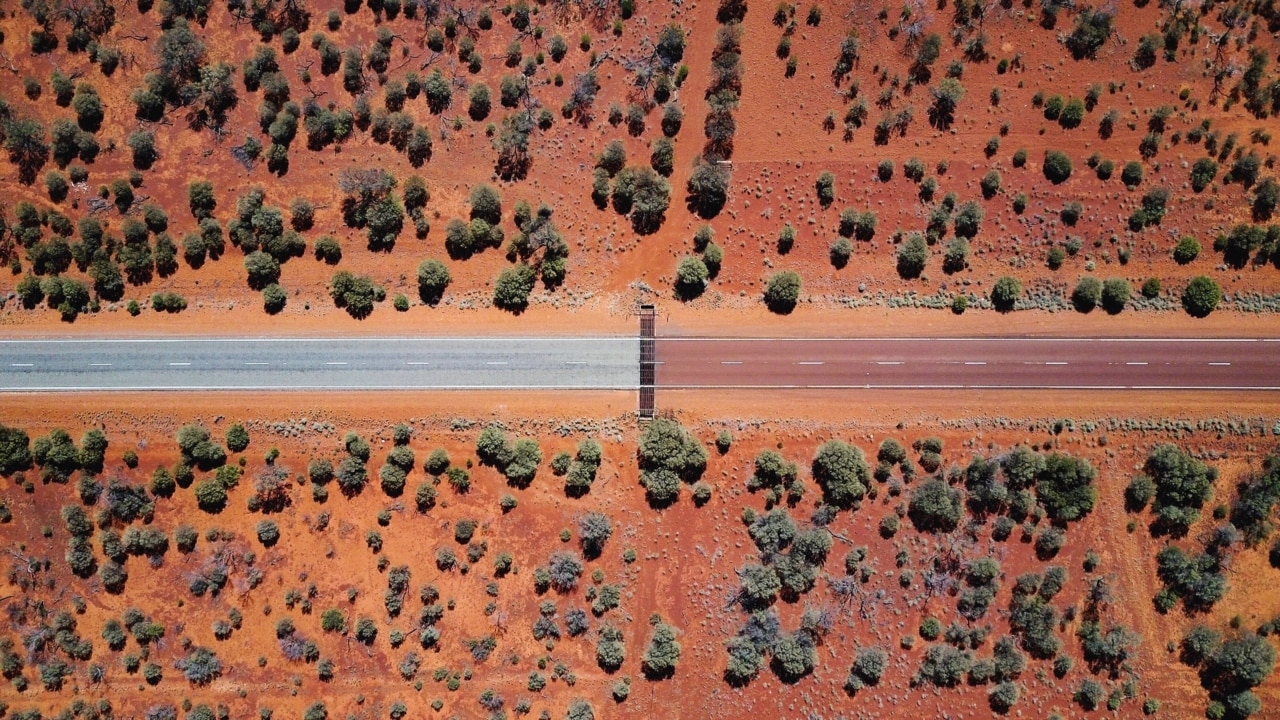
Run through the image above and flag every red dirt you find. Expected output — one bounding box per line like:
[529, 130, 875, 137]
[0, 0, 1277, 334]
[2, 390, 1279, 717]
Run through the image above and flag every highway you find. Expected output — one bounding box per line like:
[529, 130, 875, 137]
[0, 336, 1276, 392]
[655, 337, 1280, 390]
[0, 337, 640, 390]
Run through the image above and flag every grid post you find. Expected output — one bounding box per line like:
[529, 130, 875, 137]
[639, 304, 656, 420]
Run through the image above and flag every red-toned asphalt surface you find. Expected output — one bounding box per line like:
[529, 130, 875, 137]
[654, 337, 1280, 389]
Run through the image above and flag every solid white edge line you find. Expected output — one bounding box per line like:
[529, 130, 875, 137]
[0, 385, 644, 392]
[0, 336, 639, 344]
[3, 336, 1275, 345]
[1, 384, 1277, 392]
[659, 337, 1275, 343]
[658, 385, 1280, 390]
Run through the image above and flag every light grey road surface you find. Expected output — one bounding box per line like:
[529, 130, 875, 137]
[0, 337, 641, 391]
[2, 335, 1278, 392]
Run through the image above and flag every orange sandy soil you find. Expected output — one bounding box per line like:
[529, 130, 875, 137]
[3, 299, 1280, 338]
[2, 389, 1280, 718]
[2, 0, 1280, 334]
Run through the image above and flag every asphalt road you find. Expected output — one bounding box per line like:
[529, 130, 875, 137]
[0, 337, 641, 390]
[654, 337, 1280, 390]
[1, 336, 1276, 392]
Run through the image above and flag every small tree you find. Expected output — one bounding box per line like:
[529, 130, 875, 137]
[642, 619, 682, 679]
[469, 184, 503, 224]
[1043, 151, 1073, 184]
[1182, 276, 1221, 318]
[928, 79, 965, 130]
[1036, 453, 1098, 522]
[244, 251, 281, 290]
[1072, 276, 1102, 313]
[493, 264, 537, 312]
[763, 271, 801, 314]
[687, 157, 730, 218]
[226, 424, 250, 453]
[578, 512, 612, 558]
[896, 234, 928, 279]
[815, 172, 836, 207]
[675, 256, 709, 300]
[991, 276, 1021, 312]
[811, 440, 869, 508]
[908, 478, 962, 532]
[1101, 278, 1130, 314]
[416, 258, 450, 305]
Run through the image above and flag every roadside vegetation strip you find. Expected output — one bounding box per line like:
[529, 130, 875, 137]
[3, 410, 1279, 717]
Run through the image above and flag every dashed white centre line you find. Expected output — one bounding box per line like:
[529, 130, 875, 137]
[90, 363, 111, 367]
[244, 362, 268, 366]
[168, 362, 191, 366]
[325, 362, 347, 366]
[1208, 362, 1232, 366]
[405, 362, 430, 366]
[10, 363, 33, 367]
[1045, 361, 1068, 366]
[964, 361, 987, 366]
[875, 361, 904, 366]
[486, 361, 508, 365]
[1126, 362, 1148, 366]
[797, 361, 825, 366]
[721, 361, 743, 365]
[564, 361, 587, 365]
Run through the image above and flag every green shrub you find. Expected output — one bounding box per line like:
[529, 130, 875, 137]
[329, 270, 379, 318]
[979, 170, 1001, 198]
[908, 478, 962, 532]
[638, 418, 706, 505]
[262, 284, 287, 314]
[1036, 453, 1097, 521]
[675, 256, 709, 299]
[1121, 161, 1144, 188]
[1139, 277, 1161, 299]
[152, 292, 187, 313]
[641, 620, 682, 679]
[493, 264, 536, 311]
[896, 234, 928, 279]
[1101, 278, 1130, 314]
[1043, 150, 1072, 184]
[314, 236, 342, 264]
[990, 276, 1021, 312]
[1190, 157, 1218, 192]
[815, 171, 835, 207]
[255, 520, 280, 546]
[1072, 276, 1102, 313]
[1181, 276, 1221, 318]
[829, 238, 853, 269]
[763, 271, 801, 314]
[1173, 236, 1201, 265]
[811, 440, 869, 509]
